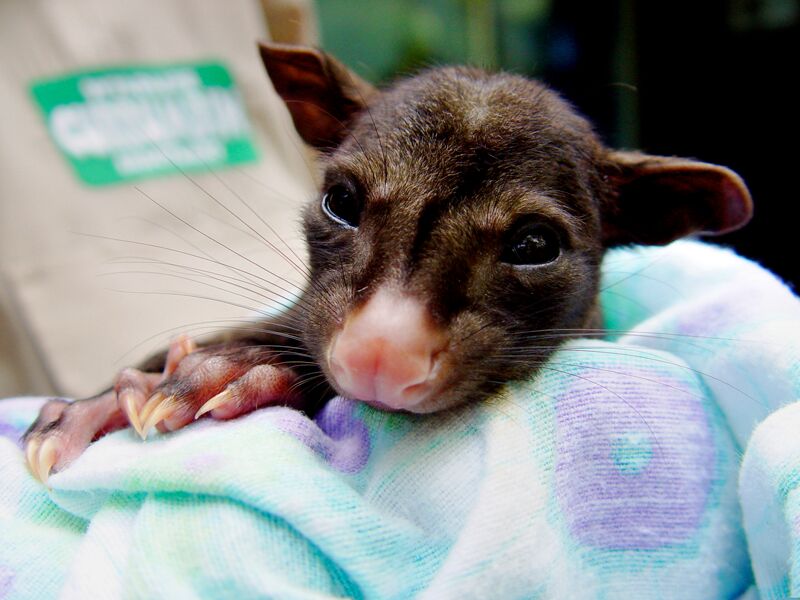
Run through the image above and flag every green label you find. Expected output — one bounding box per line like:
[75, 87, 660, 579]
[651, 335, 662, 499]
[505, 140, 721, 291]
[30, 62, 259, 186]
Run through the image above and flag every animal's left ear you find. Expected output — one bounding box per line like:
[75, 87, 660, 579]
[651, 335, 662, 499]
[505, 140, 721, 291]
[601, 151, 753, 246]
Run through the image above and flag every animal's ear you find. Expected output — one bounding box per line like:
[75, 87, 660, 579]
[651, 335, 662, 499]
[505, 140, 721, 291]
[601, 151, 753, 246]
[258, 42, 377, 149]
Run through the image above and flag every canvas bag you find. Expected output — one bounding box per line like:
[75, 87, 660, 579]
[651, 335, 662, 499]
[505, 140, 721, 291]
[0, 0, 318, 398]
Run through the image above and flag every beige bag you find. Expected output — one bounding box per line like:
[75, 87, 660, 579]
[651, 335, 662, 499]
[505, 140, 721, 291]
[0, 0, 318, 397]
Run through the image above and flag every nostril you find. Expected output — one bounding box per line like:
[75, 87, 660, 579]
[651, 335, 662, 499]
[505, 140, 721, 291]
[426, 346, 446, 381]
[399, 345, 447, 395]
[328, 334, 380, 385]
[325, 287, 449, 409]
[329, 335, 445, 407]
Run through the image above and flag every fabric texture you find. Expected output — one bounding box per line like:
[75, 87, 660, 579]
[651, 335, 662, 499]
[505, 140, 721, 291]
[1, 240, 799, 599]
[0, 0, 316, 398]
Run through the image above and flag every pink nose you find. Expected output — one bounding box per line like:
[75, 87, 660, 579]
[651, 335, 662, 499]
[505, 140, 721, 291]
[327, 287, 446, 411]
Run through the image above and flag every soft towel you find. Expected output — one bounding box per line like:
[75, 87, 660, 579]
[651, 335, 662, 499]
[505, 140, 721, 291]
[1, 240, 799, 599]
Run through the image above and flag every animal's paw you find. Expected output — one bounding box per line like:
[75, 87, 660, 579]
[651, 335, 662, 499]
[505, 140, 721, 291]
[23, 335, 301, 484]
[23, 391, 130, 485]
[130, 335, 303, 439]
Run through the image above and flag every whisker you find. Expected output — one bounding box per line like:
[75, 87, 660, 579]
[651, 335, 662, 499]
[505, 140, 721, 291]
[600, 249, 675, 292]
[485, 344, 765, 409]
[101, 287, 300, 332]
[105, 257, 319, 316]
[187, 169, 311, 279]
[102, 269, 293, 313]
[134, 127, 311, 280]
[113, 320, 310, 367]
[132, 186, 307, 294]
[348, 73, 388, 185]
[114, 215, 223, 265]
[534, 363, 666, 461]
[600, 269, 683, 297]
[79, 231, 304, 303]
[541, 358, 712, 404]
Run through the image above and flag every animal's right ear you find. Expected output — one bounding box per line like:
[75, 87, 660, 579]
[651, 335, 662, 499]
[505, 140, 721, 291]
[259, 42, 378, 149]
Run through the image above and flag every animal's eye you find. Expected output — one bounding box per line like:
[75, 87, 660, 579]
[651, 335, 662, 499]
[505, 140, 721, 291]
[321, 184, 362, 228]
[501, 223, 561, 266]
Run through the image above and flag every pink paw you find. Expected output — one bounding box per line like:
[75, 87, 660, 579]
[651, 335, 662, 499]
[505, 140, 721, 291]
[24, 334, 301, 484]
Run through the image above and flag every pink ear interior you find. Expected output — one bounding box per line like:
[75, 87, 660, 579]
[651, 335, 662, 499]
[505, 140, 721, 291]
[641, 162, 753, 234]
[258, 42, 374, 149]
[603, 153, 753, 246]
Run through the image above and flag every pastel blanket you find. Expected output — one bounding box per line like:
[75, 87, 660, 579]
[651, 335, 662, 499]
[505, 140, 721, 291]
[1, 241, 799, 599]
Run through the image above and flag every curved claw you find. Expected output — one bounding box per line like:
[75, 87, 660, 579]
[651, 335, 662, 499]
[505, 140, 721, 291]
[164, 334, 198, 377]
[140, 394, 177, 440]
[25, 437, 58, 486]
[120, 390, 144, 437]
[37, 438, 58, 484]
[138, 392, 165, 427]
[179, 335, 197, 357]
[194, 389, 233, 420]
[25, 438, 42, 481]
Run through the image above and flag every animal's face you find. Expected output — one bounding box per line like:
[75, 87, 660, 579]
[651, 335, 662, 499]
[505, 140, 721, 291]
[302, 68, 607, 412]
[260, 44, 753, 413]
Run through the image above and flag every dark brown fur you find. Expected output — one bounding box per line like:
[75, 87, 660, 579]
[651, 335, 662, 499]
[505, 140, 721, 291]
[24, 45, 753, 475]
[258, 45, 751, 413]
[296, 67, 605, 411]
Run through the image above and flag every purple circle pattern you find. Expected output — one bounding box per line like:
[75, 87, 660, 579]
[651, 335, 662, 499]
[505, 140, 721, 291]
[555, 367, 715, 550]
[0, 564, 14, 599]
[276, 397, 371, 473]
[0, 422, 22, 447]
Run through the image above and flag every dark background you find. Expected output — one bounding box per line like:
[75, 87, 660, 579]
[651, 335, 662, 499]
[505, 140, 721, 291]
[318, 0, 799, 289]
[545, 0, 798, 289]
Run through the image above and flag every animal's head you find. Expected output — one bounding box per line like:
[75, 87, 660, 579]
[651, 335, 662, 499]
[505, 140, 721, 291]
[259, 43, 752, 413]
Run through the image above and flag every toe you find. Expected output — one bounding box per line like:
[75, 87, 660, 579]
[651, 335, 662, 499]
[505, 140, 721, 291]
[23, 392, 126, 484]
[194, 363, 301, 421]
[164, 334, 197, 377]
[137, 344, 301, 435]
[139, 393, 178, 439]
[194, 388, 233, 419]
[115, 368, 162, 437]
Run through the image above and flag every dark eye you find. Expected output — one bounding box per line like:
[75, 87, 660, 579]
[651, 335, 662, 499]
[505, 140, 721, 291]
[321, 184, 362, 228]
[502, 223, 561, 266]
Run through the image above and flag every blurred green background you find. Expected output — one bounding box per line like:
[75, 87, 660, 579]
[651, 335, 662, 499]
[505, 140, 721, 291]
[317, 0, 550, 79]
[315, 0, 799, 286]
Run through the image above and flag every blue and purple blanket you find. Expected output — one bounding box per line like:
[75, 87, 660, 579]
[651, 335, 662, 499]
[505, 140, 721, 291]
[1, 240, 799, 599]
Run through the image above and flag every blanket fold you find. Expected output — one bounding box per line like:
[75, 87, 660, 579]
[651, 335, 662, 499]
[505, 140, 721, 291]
[1, 240, 799, 599]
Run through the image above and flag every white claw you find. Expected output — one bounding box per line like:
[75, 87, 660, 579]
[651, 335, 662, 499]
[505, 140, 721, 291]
[25, 437, 58, 486]
[25, 438, 42, 481]
[137, 392, 165, 435]
[121, 391, 144, 437]
[194, 389, 233, 420]
[38, 438, 58, 485]
[179, 335, 197, 356]
[140, 396, 176, 440]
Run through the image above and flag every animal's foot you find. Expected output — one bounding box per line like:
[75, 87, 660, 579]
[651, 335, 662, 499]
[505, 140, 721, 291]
[23, 334, 302, 484]
[23, 391, 127, 484]
[135, 339, 303, 439]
